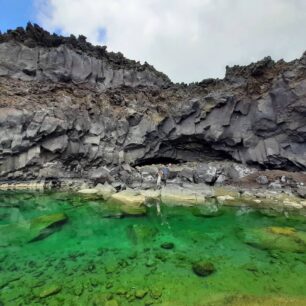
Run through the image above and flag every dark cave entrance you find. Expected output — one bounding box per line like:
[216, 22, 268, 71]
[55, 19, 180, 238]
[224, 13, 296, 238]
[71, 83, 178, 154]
[133, 136, 234, 167]
[134, 157, 181, 167]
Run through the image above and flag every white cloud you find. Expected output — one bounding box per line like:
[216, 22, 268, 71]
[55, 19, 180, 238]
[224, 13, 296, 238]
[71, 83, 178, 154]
[35, 0, 306, 83]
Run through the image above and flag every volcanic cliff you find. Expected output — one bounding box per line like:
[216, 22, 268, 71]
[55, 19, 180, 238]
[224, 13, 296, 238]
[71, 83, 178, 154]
[0, 24, 306, 185]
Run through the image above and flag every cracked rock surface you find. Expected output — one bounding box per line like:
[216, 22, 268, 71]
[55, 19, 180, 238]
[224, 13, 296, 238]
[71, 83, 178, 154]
[1, 24, 306, 183]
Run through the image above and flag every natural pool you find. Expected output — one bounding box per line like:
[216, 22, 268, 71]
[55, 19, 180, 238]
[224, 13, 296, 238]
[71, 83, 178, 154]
[0, 192, 306, 306]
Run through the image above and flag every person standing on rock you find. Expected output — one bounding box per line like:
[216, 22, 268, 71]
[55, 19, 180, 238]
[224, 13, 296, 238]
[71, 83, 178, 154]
[161, 164, 171, 187]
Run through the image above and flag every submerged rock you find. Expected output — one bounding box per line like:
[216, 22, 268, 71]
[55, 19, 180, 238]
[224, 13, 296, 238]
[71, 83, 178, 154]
[145, 258, 157, 267]
[120, 204, 147, 216]
[161, 242, 175, 250]
[29, 213, 68, 242]
[126, 224, 158, 245]
[0, 212, 68, 245]
[192, 261, 215, 277]
[210, 295, 306, 306]
[105, 299, 119, 306]
[36, 284, 61, 298]
[135, 288, 148, 299]
[240, 226, 306, 253]
[150, 288, 162, 299]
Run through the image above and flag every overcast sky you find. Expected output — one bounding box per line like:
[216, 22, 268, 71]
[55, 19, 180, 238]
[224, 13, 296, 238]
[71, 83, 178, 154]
[2, 0, 306, 83]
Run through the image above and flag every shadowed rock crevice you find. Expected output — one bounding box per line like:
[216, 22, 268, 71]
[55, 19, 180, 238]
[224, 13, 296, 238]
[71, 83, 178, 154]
[133, 157, 180, 167]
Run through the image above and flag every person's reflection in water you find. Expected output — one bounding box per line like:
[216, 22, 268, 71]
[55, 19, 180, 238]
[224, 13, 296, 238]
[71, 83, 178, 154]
[156, 201, 161, 215]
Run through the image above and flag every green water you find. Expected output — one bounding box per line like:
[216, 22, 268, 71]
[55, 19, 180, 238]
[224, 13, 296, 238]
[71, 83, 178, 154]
[1, 192, 306, 306]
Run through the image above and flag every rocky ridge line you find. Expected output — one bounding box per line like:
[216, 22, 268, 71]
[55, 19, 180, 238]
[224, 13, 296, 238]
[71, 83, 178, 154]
[0, 23, 171, 89]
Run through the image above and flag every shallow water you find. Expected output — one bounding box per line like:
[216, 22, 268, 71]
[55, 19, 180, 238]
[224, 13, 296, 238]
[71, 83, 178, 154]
[0, 191, 306, 306]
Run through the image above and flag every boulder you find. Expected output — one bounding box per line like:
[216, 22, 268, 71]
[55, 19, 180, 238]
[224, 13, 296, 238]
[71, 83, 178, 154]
[105, 300, 119, 306]
[135, 289, 148, 299]
[109, 190, 147, 216]
[239, 226, 306, 253]
[269, 181, 282, 189]
[139, 189, 161, 204]
[78, 189, 98, 195]
[297, 186, 306, 198]
[36, 284, 61, 298]
[161, 185, 209, 206]
[95, 183, 116, 200]
[90, 167, 112, 184]
[41, 135, 68, 153]
[192, 261, 215, 277]
[29, 213, 68, 242]
[256, 175, 269, 185]
[126, 224, 158, 244]
[193, 164, 218, 184]
[110, 189, 145, 206]
[161, 242, 175, 250]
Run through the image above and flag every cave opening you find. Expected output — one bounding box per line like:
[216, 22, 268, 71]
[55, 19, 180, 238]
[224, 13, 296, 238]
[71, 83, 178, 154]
[134, 157, 181, 167]
[133, 136, 235, 167]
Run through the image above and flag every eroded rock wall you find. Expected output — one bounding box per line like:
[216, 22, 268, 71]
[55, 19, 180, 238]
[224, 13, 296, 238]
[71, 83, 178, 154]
[0, 25, 306, 182]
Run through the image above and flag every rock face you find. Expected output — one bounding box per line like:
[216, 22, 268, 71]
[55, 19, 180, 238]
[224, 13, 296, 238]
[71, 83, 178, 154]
[0, 24, 306, 183]
[0, 24, 170, 89]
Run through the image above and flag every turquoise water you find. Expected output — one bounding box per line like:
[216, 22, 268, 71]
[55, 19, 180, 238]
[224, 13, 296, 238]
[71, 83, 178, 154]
[1, 191, 306, 306]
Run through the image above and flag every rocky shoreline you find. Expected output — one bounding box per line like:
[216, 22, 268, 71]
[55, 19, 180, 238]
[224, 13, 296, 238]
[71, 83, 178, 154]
[1, 160, 306, 215]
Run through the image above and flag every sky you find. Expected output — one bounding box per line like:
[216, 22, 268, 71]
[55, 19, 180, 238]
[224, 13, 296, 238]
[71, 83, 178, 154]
[0, 0, 306, 83]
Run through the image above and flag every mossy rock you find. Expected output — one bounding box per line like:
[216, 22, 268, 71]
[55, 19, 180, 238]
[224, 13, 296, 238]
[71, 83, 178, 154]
[120, 204, 147, 216]
[150, 288, 162, 299]
[135, 288, 148, 299]
[192, 261, 215, 277]
[98, 202, 124, 219]
[36, 284, 61, 298]
[268, 226, 296, 236]
[29, 213, 68, 242]
[126, 224, 158, 245]
[105, 299, 119, 306]
[30, 213, 67, 230]
[0, 212, 68, 245]
[239, 226, 306, 253]
[210, 294, 306, 306]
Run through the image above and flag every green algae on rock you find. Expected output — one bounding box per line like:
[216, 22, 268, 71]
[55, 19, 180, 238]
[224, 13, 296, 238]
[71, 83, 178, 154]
[1, 191, 306, 305]
[240, 226, 306, 253]
[126, 224, 158, 245]
[29, 212, 68, 242]
[36, 284, 62, 298]
[0, 212, 68, 245]
[192, 261, 216, 277]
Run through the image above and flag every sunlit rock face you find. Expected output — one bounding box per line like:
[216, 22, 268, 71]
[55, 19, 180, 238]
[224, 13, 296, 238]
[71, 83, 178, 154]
[0, 24, 306, 182]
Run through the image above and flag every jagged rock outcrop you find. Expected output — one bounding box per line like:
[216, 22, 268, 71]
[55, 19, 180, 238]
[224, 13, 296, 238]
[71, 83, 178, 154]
[0, 24, 306, 183]
[0, 23, 170, 89]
